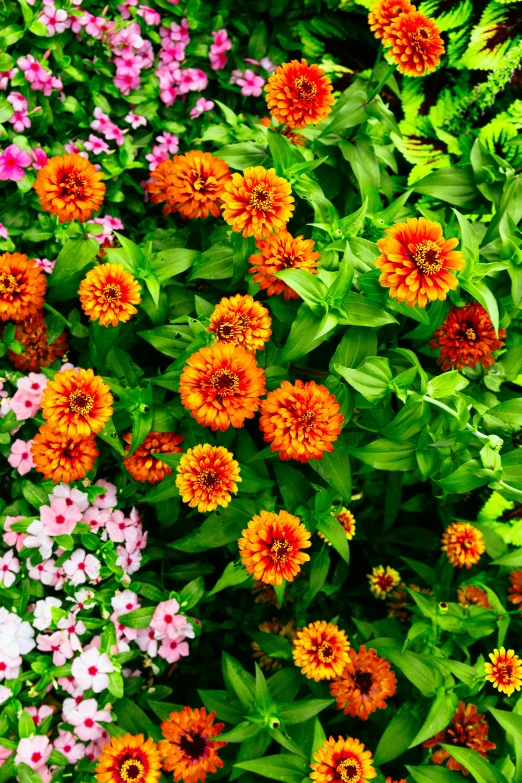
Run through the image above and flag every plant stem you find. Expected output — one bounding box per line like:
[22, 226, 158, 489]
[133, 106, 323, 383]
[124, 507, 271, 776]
[366, 63, 397, 104]
[44, 303, 72, 328]
[289, 365, 327, 379]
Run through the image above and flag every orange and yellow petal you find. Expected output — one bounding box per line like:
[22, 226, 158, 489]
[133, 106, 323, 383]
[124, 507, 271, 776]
[458, 585, 492, 610]
[430, 302, 505, 371]
[7, 312, 68, 372]
[508, 570, 522, 609]
[330, 646, 397, 720]
[0, 253, 47, 322]
[158, 707, 226, 783]
[368, 0, 416, 39]
[311, 736, 377, 783]
[31, 424, 98, 484]
[34, 153, 105, 223]
[382, 11, 445, 77]
[176, 444, 241, 512]
[485, 647, 522, 697]
[239, 509, 312, 585]
[265, 59, 334, 130]
[208, 294, 272, 353]
[441, 522, 485, 569]
[368, 566, 401, 599]
[40, 367, 113, 439]
[221, 166, 294, 239]
[79, 263, 142, 328]
[124, 431, 184, 484]
[96, 732, 162, 783]
[293, 620, 350, 681]
[248, 230, 320, 299]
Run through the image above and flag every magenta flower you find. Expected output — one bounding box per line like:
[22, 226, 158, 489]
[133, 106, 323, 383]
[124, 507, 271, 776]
[137, 5, 161, 25]
[32, 147, 48, 169]
[158, 634, 190, 663]
[83, 134, 110, 155]
[155, 131, 179, 154]
[8, 439, 35, 475]
[234, 69, 265, 97]
[34, 256, 55, 273]
[3, 516, 26, 551]
[0, 144, 32, 181]
[40, 5, 70, 35]
[66, 698, 112, 741]
[54, 731, 85, 764]
[124, 111, 146, 129]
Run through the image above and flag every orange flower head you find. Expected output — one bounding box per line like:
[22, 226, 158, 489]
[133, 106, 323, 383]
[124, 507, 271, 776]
[123, 431, 184, 484]
[423, 701, 496, 773]
[252, 619, 298, 672]
[441, 522, 485, 569]
[221, 166, 294, 239]
[79, 263, 142, 328]
[31, 424, 99, 484]
[368, 0, 416, 39]
[458, 585, 492, 610]
[311, 736, 377, 783]
[158, 707, 226, 783]
[41, 367, 113, 439]
[330, 646, 397, 720]
[96, 733, 162, 783]
[293, 620, 350, 681]
[0, 253, 47, 322]
[265, 59, 334, 130]
[249, 230, 320, 299]
[375, 217, 464, 308]
[8, 312, 68, 372]
[259, 379, 343, 462]
[429, 303, 505, 371]
[147, 158, 176, 215]
[485, 647, 522, 697]
[176, 444, 241, 513]
[382, 11, 445, 77]
[239, 509, 312, 585]
[34, 153, 105, 223]
[368, 566, 401, 599]
[179, 342, 266, 432]
[320, 508, 356, 545]
[208, 294, 272, 353]
[508, 570, 522, 609]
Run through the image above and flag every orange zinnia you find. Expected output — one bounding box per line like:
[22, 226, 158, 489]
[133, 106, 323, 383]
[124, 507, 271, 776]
[179, 342, 266, 432]
[441, 522, 485, 569]
[330, 646, 397, 720]
[429, 302, 506, 371]
[485, 647, 522, 697]
[386, 778, 406, 783]
[158, 707, 226, 783]
[319, 508, 356, 545]
[311, 736, 377, 783]
[368, 0, 416, 38]
[265, 59, 334, 130]
[368, 566, 401, 599]
[147, 159, 176, 215]
[34, 153, 105, 223]
[375, 217, 464, 308]
[8, 312, 68, 372]
[123, 431, 184, 484]
[249, 230, 320, 299]
[96, 733, 162, 783]
[221, 166, 294, 239]
[259, 379, 343, 462]
[458, 585, 492, 610]
[41, 367, 113, 438]
[293, 620, 350, 681]
[508, 570, 522, 610]
[208, 294, 272, 353]
[0, 253, 47, 322]
[382, 11, 445, 77]
[176, 444, 241, 512]
[31, 424, 98, 483]
[79, 263, 142, 328]
[423, 702, 496, 773]
[238, 509, 312, 585]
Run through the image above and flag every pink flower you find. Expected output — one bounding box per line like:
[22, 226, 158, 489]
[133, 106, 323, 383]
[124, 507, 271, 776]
[7, 92, 27, 112]
[15, 736, 51, 771]
[3, 515, 26, 552]
[83, 506, 110, 535]
[104, 123, 127, 146]
[8, 439, 35, 475]
[190, 97, 214, 119]
[71, 648, 114, 693]
[17, 371, 47, 397]
[51, 483, 89, 512]
[33, 597, 62, 631]
[0, 551, 19, 588]
[83, 134, 110, 155]
[64, 141, 87, 157]
[159, 85, 178, 107]
[27, 705, 54, 727]
[0, 144, 32, 181]
[176, 68, 208, 95]
[158, 634, 190, 663]
[150, 598, 184, 638]
[54, 731, 85, 764]
[27, 558, 62, 588]
[34, 256, 54, 273]
[137, 5, 161, 25]
[111, 589, 140, 616]
[114, 71, 141, 96]
[0, 223, 8, 240]
[40, 5, 70, 35]
[32, 147, 48, 169]
[37, 630, 73, 666]
[209, 50, 227, 70]
[135, 627, 159, 657]
[9, 111, 30, 133]
[0, 69, 18, 91]
[41, 498, 83, 537]
[155, 132, 179, 154]
[17, 55, 50, 85]
[117, 0, 138, 19]
[67, 698, 111, 741]
[90, 107, 111, 134]
[10, 391, 40, 419]
[235, 69, 265, 97]
[243, 56, 276, 73]
[106, 510, 136, 543]
[124, 112, 146, 129]
[116, 545, 142, 575]
[63, 549, 101, 585]
[57, 613, 85, 652]
[145, 144, 170, 172]
[0, 610, 35, 657]
[0, 650, 21, 680]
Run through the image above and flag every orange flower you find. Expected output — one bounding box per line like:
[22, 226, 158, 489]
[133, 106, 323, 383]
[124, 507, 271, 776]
[429, 303, 505, 371]
[208, 294, 272, 353]
[265, 59, 334, 130]
[251, 619, 298, 672]
[41, 367, 113, 438]
[508, 570, 522, 610]
[0, 253, 47, 322]
[458, 585, 492, 610]
[239, 509, 312, 585]
[311, 736, 377, 783]
[423, 702, 496, 773]
[158, 707, 226, 783]
[79, 263, 142, 327]
[375, 217, 464, 308]
[382, 11, 445, 77]
[319, 508, 356, 545]
[34, 153, 105, 223]
[441, 522, 485, 569]
[386, 779, 406, 783]
[179, 343, 266, 432]
[259, 379, 343, 462]
[7, 312, 68, 372]
[147, 151, 231, 219]
[330, 646, 397, 720]
[31, 424, 98, 483]
[485, 647, 522, 697]
[368, 566, 401, 599]
[96, 733, 162, 783]
[248, 230, 321, 299]
[221, 166, 294, 239]
[123, 431, 184, 484]
[368, 0, 416, 38]
[293, 620, 350, 681]
[176, 444, 241, 512]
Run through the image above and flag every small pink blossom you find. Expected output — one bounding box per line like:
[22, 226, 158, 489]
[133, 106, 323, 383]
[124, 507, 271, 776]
[116, 545, 142, 575]
[155, 132, 179, 154]
[37, 630, 73, 666]
[190, 97, 214, 119]
[210, 29, 232, 70]
[3, 516, 26, 551]
[67, 698, 112, 741]
[27, 705, 54, 727]
[135, 627, 159, 657]
[31, 147, 48, 169]
[54, 731, 85, 764]
[8, 439, 35, 475]
[83, 134, 110, 155]
[34, 256, 55, 273]
[25, 520, 53, 560]
[0, 69, 18, 91]
[0, 650, 21, 680]
[145, 144, 170, 171]
[124, 112, 146, 129]
[15, 735, 52, 771]
[51, 483, 89, 512]
[41, 498, 83, 537]
[105, 123, 127, 146]
[0, 223, 8, 241]
[63, 549, 101, 585]
[114, 72, 141, 96]
[0, 144, 32, 181]
[234, 69, 265, 97]
[17, 371, 47, 397]
[0, 550, 19, 588]
[27, 558, 63, 588]
[71, 648, 114, 693]
[57, 613, 86, 652]
[158, 634, 190, 663]
[83, 506, 110, 535]
[176, 67, 208, 94]
[90, 107, 111, 134]
[10, 391, 40, 420]
[7, 91, 27, 112]
[137, 5, 161, 25]
[151, 598, 184, 638]
[40, 5, 70, 35]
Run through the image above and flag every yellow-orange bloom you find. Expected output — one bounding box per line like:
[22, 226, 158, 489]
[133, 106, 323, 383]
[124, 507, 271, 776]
[248, 230, 320, 299]
[375, 217, 464, 308]
[179, 343, 266, 432]
[311, 736, 377, 783]
[458, 585, 492, 610]
[368, 0, 416, 38]
[31, 424, 98, 484]
[34, 153, 105, 223]
[383, 11, 445, 77]
[386, 778, 406, 783]
[239, 509, 311, 585]
[0, 253, 47, 322]
[79, 263, 142, 327]
[293, 620, 350, 681]
[41, 367, 113, 438]
[265, 59, 334, 130]
[208, 294, 272, 353]
[508, 570, 522, 610]
[330, 646, 397, 720]
[96, 733, 162, 783]
[147, 159, 176, 215]
[441, 522, 485, 569]
[319, 508, 356, 545]
[176, 444, 241, 512]
[368, 566, 401, 599]
[429, 302, 506, 371]
[485, 648, 522, 697]
[259, 379, 343, 462]
[158, 707, 226, 783]
[8, 312, 68, 372]
[221, 166, 294, 239]
[123, 431, 184, 484]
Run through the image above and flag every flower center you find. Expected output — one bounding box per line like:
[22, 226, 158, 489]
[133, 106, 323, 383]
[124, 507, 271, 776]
[210, 368, 239, 395]
[250, 185, 273, 212]
[300, 410, 316, 430]
[295, 77, 317, 101]
[498, 663, 513, 683]
[412, 240, 443, 275]
[120, 758, 145, 782]
[69, 389, 94, 416]
[270, 538, 291, 563]
[412, 27, 431, 45]
[465, 327, 476, 341]
[216, 320, 241, 342]
[61, 172, 87, 198]
[103, 283, 122, 303]
[192, 175, 207, 191]
[0, 274, 18, 296]
[198, 468, 220, 490]
[377, 575, 395, 591]
[354, 671, 373, 694]
[179, 732, 207, 760]
[317, 641, 334, 662]
[336, 758, 361, 783]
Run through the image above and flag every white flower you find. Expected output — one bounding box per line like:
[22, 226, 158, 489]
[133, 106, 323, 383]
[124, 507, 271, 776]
[0, 611, 35, 658]
[63, 549, 101, 585]
[25, 520, 53, 560]
[33, 597, 62, 631]
[67, 698, 112, 741]
[71, 648, 114, 693]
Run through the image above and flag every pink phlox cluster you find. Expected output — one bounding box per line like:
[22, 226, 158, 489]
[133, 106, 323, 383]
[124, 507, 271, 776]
[0, 143, 32, 181]
[17, 54, 63, 96]
[209, 29, 232, 71]
[34, 256, 55, 273]
[39, 3, 71, 36]
[0, 68, 18, 91]
[8, 439, 35, 475]
[7, 92, 32, 133]
[10, 372, 47, 420]
[87, 215, 124, 244]
[90, 107, 127, 147]
[230, 67, 265, 96]
[190, 97, 214, 119]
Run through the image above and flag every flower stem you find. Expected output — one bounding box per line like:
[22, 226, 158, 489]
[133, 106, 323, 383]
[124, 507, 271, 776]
[366, 63, 397, 104]
[44, 303, 72, 328]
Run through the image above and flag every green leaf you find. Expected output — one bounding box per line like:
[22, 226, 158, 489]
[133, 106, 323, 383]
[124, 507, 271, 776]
[427, 371, 469, 399]
[336, 357, 392, 402]
[279, 305, 337, 363]
[459, 278, 499, 335]
[214, 143, 268, 170]
[310, 435, 352, 502]
[341, 292, 397, 327]
[179, 576, 205, 610]
[151, 248, 200, 283]
[209, 561, 250, 595]
[491, 549, 522, 567]
[407, 766, 465, 783]
[277, 699, 334, 725]
[436, 461, 489, 494]
[315, 514, 349, 564]
[319, 91, 368, 137]
[18, 710, 36, 739]
[412, 165, 480, 209]
[222, 653, 255, 709]
[374, 703, 419, 765]
[198, 690, 245, 724]
[440, 745, 508, 783]
[267, 131, 295, 176]
[49, 237, 100, 291]
[218, 721, 263, 743]
[190, 244, 233, 280]
[108, 671, 124, 700]
[274, 269, 327, 306]
[15, 764, 43, 783]
[375, 646, 444, 696]
[234, 755, 308, 783]
[409, 687, 458, 747]
[249, 631, 293, 661]
[347, 439, 416, 471]
[171, 500, 255, 553]
[330, 327, 377, 372]
[118, 607, 154, 629]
